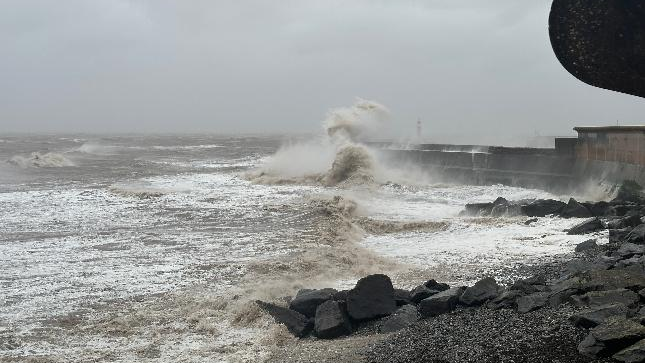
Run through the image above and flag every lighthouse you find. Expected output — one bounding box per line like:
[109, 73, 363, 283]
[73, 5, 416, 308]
[416, 118, 422, 141]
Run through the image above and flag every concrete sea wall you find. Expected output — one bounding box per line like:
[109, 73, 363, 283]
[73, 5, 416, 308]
[377, 143, 645, 194]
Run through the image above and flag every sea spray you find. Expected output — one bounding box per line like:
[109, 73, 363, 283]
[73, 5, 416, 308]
[249, 99, 390, 186]
[8, 152, 75, 168]
[324, 98, 390, 142]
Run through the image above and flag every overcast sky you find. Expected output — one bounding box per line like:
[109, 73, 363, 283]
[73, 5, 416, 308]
[2, 0, 645, 141]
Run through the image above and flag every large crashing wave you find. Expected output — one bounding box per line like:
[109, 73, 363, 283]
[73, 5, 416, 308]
[249, 99, 390, 186]
[8, 152, 75, 168]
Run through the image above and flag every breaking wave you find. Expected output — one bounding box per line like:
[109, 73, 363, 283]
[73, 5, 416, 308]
[108, 183, 168, 199]
[248, 99, 390, 187]
[323, 144, 375, 186]
[75, 142, 121, 155]
[8, 152, 75, 168]
[356, 218, 450, 235]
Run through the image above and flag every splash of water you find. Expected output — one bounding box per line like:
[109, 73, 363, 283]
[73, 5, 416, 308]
[8, 152, 75, 168]
[250, 99, 390, 187]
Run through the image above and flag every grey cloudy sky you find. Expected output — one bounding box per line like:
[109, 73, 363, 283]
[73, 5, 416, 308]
[2, 0, 645, 140]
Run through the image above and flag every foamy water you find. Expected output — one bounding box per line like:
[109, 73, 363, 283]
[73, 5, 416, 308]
[0, 132, 606, 362]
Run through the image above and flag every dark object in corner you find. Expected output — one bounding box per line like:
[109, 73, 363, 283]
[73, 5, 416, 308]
[549, 0, 645, 98]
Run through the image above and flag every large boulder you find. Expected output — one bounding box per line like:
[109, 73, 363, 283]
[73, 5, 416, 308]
[588, 201, 611, 217]
[289, 288, 337, 318]
[571, 289, 640, 309]
[393, 288, 412, 306]
[256, 300, 313, 338]
[614, 339, 645, 363]
[509, 275, 547, 295]
[517, 292, 550, 313]
[463, 202, 494, 216]
[346, 274, 396, 321]
[409, 285, 439, 304]
[626, 224, 645, 244]
[567, 217, 604, 235]
[521, 199, 566, 217]
[615, 255, 645, 270]
[621, 215, 644, 229]
[580, 269, 645, 292]
[579, 317, 645, 358]
[459, 277, 501, 306]
[418, 287, 465, 318]
[575, 239, 598, 253]
[611, 228, 634, 243]
[424, 279, 450, 292]
[487, 290, 524, 310]
[617, 243, 645, 259]
[379, 305, 418, 333]
[314, 300, 352, 339]
[561, 198, 593, 218]
[570, 304, 631, 329]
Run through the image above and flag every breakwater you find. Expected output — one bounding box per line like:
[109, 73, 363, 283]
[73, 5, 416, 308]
[376, 142, 645, 194]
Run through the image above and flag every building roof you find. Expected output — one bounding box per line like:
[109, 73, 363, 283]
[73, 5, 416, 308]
[574, 125, 645, 133]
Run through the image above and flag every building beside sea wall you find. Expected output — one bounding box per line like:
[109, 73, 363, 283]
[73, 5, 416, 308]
[377, 125, 645, 193]
[574, 126, 645, 166]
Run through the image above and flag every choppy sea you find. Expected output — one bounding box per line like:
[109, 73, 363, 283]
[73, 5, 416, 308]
[0, 134, 606, 362]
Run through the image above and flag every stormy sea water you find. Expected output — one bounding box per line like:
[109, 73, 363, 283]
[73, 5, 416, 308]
[0, 106, 607, 362]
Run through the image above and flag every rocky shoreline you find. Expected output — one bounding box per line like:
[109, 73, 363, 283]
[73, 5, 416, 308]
[259, 182, 645, 363]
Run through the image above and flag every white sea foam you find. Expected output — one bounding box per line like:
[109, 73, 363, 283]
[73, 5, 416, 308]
[75, 142, 122, 155]
[150, 144, 224, 151]
[3, 133, 605, 362]
[8, 152, 75, 168]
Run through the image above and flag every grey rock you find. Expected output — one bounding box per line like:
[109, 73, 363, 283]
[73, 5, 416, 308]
[393, 288, 412, 306]
[256, 300, 313, 338]
[289, 288, 337, 318]
[589, 201, 611, 217]
[487, 290, 523, 310]
[332, 289, 349, 302]
[567, 217, 604, 235]
[346, 274, 396, 321]
[424, 279, 450, 292]
[622, 215, 644, 228]
[561, 198, 593, 218]
[380, 305, 418, 333]
[464, 202, 493, 216]
[524, 218, 539, 225]
[579, 333, 606, 358]
[570, 303, 631, 329]
[581, 268, 645, 291]
[611, 228, 634, 243]
[616, 255, 645, 269]
[409, 285, 439, 304]
[314, 300, 352, 339]
[459, 277, 501, 306]
[521, 199, 566, 217]
[613, 339, 645, 363]
[627, 224, 645, 244]
[548, 288, 580, 307]
[582, 317, 645, 358]
[618, 243, 645, 258]
[571, 289, 640, 309]
[418, 287, 466, 318]
[517, 292, 549, 313]
[575, 239, 598, 253]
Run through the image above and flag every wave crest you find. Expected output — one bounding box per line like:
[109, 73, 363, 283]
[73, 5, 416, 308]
[356, 218, 449, 234]
[8, 152, 75, 168]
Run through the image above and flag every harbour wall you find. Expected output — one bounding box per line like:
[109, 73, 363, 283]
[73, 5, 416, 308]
[376, 143, 645, 194]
